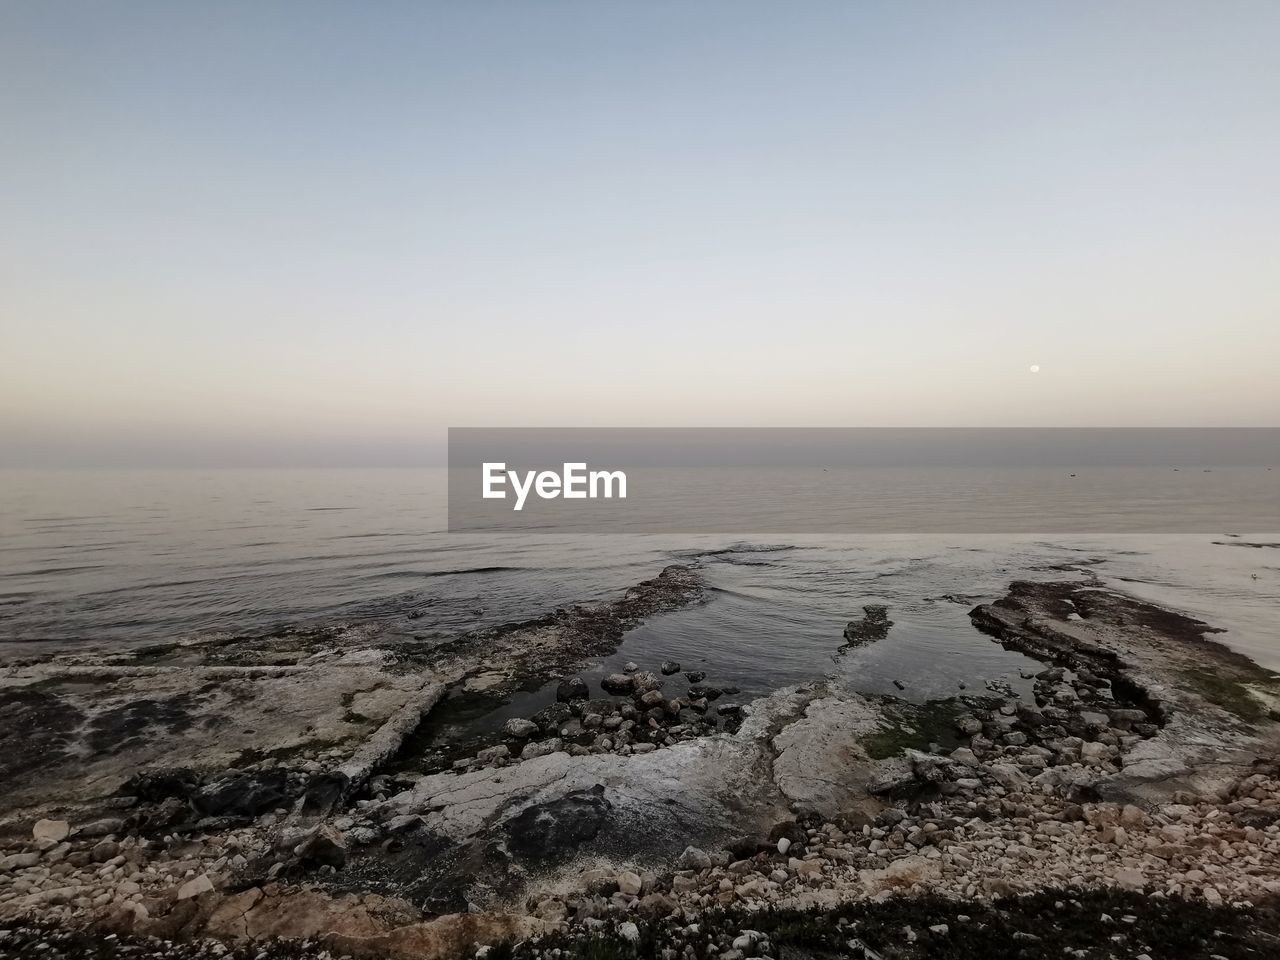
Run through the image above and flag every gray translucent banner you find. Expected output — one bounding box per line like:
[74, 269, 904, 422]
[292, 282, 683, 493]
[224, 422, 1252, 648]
[448, 428, 1280, 533]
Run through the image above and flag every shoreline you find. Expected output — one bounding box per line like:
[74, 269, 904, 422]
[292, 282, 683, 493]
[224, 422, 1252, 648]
[2, 563, 1279, 957]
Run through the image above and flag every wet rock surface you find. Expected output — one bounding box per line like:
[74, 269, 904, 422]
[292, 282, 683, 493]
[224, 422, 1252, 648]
[3, 570, 1280, 960]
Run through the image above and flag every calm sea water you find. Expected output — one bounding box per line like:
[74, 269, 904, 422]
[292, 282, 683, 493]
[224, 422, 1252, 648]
[2, 470, 1277, 702]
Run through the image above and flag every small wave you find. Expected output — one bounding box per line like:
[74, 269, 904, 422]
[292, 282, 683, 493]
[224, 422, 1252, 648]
[362, 565, 524, 581]
[4, 564, 108, 577]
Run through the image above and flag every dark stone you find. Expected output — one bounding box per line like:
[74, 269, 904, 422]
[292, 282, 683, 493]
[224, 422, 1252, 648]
[532, 701, 573, 732]
[768, 820, 807, 846]
[600, 674, 634, 694]
[121, 767, 201, 803]
[505, 785, 612, 863]
[843, 605, 894, 644]
[297, 824, 347, 869]
[301, 771, 350, 817]
[660, 661, 682, 675]
[684, 671, 707, 683]
[556, 676, 590, 703]
[192, 769, 290, 818]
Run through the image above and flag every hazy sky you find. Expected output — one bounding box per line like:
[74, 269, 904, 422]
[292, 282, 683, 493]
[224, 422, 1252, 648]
[3, 1, 1278, 466]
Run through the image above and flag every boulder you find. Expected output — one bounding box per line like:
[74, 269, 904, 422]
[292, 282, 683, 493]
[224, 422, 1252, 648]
[617, 871, 643, 896]
[32, 819, 70, 844]
[504, 718, 539, 739]
[556, 677, 590, 703]
[297, 824, 347, 869]
[600, 674, 634, 694]
[176, 874, 215, 900]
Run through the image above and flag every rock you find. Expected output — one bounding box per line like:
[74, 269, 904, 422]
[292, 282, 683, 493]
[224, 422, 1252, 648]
[660, 661, 682, 675]
[1, 852, 40, 871]
[176, 874, 215, 900]
[677, 845, 712, 870]
[619, 921, 640, 943]
[297, 824, 347, 868]
[617, 871, 643, 896]
[33, 820, 70, 844]
[533, 897, 568, 922]
[475, 744, 511, 765]
[1119, 804, 1147, 827]
[556, 677, 590, 703]
[504, 718, 539, 739]
[121, 767, 201, 803]
[193, 769, 289, 818]
[684, 671, 707, 683]
[79, 818, 125, 837]
[600, 674, 634, 694]
[638, 690, 666, 709]
[843, 605, 893, 643]
[1115, 868, 1145, 891]
[505, 787, 612, 862]
[521, 738, 564, 759]
[531, 701, 573, 732]
[638, 892, 677, 918]
[91, 839, 120, 862]
[630, 671, 662, 693]
[776, 837, 791, 855]
[623, 662, 639, 673]
[861, 855, 941, 892]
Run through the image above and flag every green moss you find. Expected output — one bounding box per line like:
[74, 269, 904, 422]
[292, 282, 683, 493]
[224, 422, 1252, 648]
[859, 696, 996, 760]
[1180, 669, 1274, 724]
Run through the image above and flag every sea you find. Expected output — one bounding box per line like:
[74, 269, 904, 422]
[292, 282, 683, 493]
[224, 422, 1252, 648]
[2, 469, 1278, 706]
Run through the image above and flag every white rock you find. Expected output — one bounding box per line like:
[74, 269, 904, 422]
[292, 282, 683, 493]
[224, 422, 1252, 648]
[176, 874, 214, 900]
[33, 820, 70, 844]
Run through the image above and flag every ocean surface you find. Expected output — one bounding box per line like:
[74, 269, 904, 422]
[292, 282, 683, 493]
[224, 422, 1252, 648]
[2, 470, 1278, 704]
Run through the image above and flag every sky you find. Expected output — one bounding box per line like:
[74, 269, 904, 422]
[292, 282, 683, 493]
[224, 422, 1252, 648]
[2, 1, 1278, 466]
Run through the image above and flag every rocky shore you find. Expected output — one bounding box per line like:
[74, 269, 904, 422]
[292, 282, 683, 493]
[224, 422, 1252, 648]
[3, 567, 1279, 958]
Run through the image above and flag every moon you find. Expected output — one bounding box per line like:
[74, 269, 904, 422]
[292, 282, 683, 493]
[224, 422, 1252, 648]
[1029, 364, 1041, 373]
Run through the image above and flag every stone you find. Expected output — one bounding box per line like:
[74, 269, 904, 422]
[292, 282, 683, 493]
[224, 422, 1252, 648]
[684, 671, 707, 683]
[194, 769, 289, 818]
[176, 874, 215, 900]
[78, 818, 125, 837]
[297, 824, 347, 868]
[1, 852, 40, 871]
[677, 845, 712, 870]
[660, 661, 682, 675]
[617, 871, 643, 896]
[600, 674, 634, 694]
[843, 605, 893, 643]
[91, 840, 120, 862]
[521, 738, 564, 759]
[504, 718, 539, 739]
[619, 921, 640, 943]
[1115, 868, 1145, 891]
[475, 744, 511, 765]
[630, 671, 662, 693]
[556, 677, 590, 703]
[33, 820, 70, 844]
